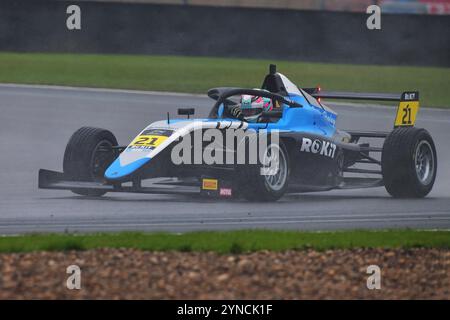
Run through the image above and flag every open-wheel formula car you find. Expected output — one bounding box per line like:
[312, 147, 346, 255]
[39, 65, 437, 201]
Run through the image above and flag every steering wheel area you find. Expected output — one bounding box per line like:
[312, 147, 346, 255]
[208, 88, 302, 122]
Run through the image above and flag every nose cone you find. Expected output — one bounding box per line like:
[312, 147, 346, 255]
[104, 157, 151, 180]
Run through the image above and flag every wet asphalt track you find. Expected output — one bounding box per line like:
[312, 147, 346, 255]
[0, 84, 449, 234]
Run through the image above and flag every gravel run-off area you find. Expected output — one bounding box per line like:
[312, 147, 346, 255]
[0, 248, 449, 299]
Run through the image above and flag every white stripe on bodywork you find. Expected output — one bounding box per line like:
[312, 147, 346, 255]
[119, 120, 249, 166]
[278, 73, 302, 95]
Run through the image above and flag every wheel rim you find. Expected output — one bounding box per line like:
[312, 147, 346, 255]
[90, 140, 114, 181]
[263, 144, 287, 191]
[414, 140, 434, 185]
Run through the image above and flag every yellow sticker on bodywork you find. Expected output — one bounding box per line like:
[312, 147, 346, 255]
[202, 178, 218, 190]
[130, 135, 168, 149]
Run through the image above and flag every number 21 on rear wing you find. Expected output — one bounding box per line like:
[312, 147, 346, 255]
[394, 91, 419, 128]
[308, 89, 420, 129]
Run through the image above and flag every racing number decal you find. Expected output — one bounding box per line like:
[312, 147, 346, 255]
[130, 135, 168, 149]
[401, 104, 412, 125]
[134, 136, 159, 146]
[394, 101, 419, 127]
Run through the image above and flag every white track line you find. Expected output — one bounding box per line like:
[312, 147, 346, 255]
[1, 216, 449, 231]
[0, 83, 205, 98]
[1, 83, 448, 112]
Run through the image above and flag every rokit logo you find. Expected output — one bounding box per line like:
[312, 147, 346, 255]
[300, 138, 337, 159]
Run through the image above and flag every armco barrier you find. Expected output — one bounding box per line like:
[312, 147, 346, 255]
[1, 0, 449, 66]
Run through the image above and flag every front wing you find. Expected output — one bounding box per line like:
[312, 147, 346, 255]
[39, 169, 200, 195]
[38, 169, 236, 197]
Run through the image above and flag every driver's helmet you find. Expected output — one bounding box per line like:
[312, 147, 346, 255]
[240, 94, 273, 122]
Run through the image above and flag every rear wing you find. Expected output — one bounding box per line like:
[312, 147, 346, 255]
[303, 88, 420, 128]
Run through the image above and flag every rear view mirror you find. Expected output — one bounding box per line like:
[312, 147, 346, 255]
[178, 108, 195, 119]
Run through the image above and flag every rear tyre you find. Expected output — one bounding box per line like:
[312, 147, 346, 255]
[63, 127, 118, 196]
[381, 127, 437, 198]
[239, 140, 289, 202]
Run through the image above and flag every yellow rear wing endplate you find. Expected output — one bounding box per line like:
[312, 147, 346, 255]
[394, 91, 420, 128]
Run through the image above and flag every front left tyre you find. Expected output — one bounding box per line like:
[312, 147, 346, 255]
[63, 127, 118, 196]
[239, 140, 290, 202]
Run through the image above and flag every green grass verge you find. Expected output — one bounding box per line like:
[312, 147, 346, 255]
[0, 230, 449, 253]
[0, 52, 449, 107]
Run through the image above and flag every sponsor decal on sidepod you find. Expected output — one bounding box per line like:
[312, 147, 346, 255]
[300, 138, 337, 159]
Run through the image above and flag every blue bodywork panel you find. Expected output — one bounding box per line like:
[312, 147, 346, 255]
[105, 157, 151, 180]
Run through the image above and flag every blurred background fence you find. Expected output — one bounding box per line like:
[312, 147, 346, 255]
[1, 0, 449, 66]
[60, 0, 450, 14]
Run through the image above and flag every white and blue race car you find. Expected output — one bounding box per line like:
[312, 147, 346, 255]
[39, 65, 437, 201]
